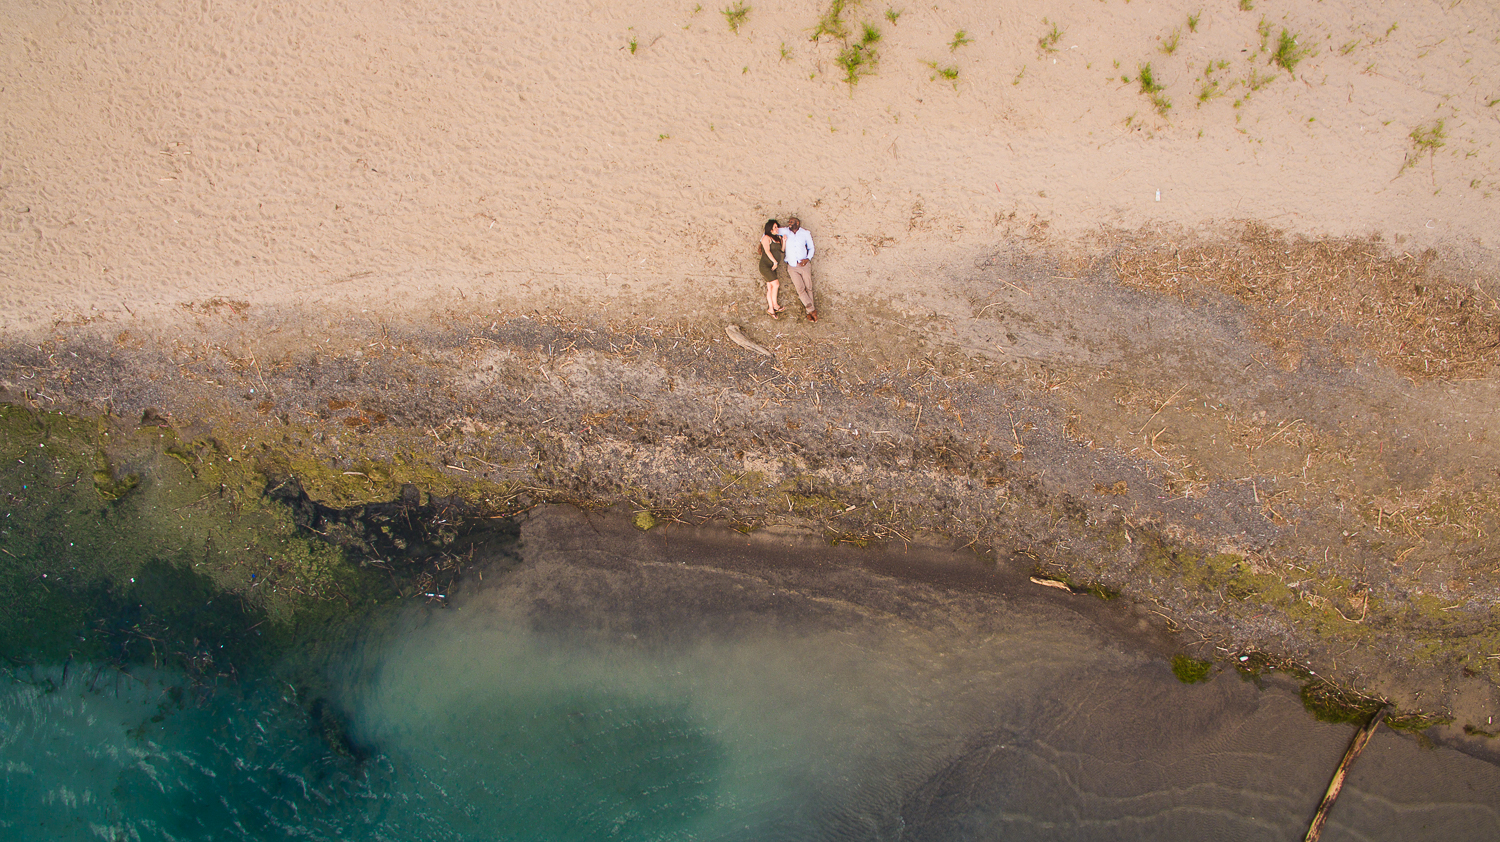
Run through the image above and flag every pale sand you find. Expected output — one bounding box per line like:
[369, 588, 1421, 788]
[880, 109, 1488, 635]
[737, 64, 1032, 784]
[1, 0, 1497, 334]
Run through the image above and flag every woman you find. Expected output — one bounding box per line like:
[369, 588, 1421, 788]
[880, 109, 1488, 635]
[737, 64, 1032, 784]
[758, 219, 787, 318]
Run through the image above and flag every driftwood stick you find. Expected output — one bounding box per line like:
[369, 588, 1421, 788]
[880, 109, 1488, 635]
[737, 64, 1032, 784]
[1303, 705, 1389, 842]
[725, 324, 773, 357]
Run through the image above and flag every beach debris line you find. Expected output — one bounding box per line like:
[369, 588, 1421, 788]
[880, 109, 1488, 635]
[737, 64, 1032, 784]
[1302, 704, 1389, 842]
[725, 324, 773, 357]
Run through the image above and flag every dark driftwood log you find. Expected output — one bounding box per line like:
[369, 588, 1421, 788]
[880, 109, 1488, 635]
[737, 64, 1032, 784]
[1303, 705, 1390, 842]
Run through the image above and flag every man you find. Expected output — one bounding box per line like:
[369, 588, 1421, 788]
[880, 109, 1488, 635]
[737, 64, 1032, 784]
[776, 217, 817, 322]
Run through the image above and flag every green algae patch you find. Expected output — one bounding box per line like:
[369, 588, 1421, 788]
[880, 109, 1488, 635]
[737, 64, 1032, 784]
[633, 511, 658, 531]
[92, 452, 141, 501]
[1300, 679, 1383, 725]
[1139, 540, 1294, 606]
[1386, 710, 1454, 734]
[247, 426, 522, 513]
[0, 405, 494, 675]
[775, 475, 856, 519]
[1298, 680, 1450, 735]
[1171, 654, 1214, 684]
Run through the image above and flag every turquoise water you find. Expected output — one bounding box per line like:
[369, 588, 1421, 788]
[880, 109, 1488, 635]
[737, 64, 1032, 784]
[4, 516, 1500, 841]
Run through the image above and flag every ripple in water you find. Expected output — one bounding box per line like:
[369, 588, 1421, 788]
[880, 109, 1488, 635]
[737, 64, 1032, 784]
[0, 667, 374, 841]
[4, 510, 1499, 841]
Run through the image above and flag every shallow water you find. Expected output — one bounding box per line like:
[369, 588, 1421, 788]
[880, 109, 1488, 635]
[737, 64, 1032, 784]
[4, 509, 1499, 841]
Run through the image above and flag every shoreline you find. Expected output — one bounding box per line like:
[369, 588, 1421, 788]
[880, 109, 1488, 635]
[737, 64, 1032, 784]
[4, 224, 1499, 750]
[10, 502, 1500, 838]
[4, 0, 1500, 761]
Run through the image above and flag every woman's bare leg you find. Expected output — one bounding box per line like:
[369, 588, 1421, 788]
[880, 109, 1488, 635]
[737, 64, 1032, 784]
[765, 280, 781, 315]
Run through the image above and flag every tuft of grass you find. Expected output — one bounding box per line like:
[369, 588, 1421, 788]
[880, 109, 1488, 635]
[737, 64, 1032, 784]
[1134, 64, 1171, 116]
[780, 41, 791, 61]
[1271, 29, 1312, 71]
[1403, 119, 1446, 170]
[1339, 38, 1360, 55]
[1238, 0, 1253, 10]
[723, 1, 750, 33]
[925, 61, 959, 86]
[885, 7, 901, 24]
[837, 30, 881, 86]
[1187, 11, 1200, 32]
[1012, 64, 1026, 85]
[1412, 120, 1445, 148]
[1137, 62, 1164, 94]
[1196, 58, 1230, 104]
[812, 1, 883, 88]
[1038, 19, 1064, 53]
[949, 29, 972, 51]
[628, 37, 638, 54]
[812, 0, 852, 41]
[1245, 68, 1277, 91]
[1161, 27, 1181, 55]
[836, 46, 873, 83]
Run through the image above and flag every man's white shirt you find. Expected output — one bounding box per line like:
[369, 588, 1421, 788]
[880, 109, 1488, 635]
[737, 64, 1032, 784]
[777, 227, 814, 263]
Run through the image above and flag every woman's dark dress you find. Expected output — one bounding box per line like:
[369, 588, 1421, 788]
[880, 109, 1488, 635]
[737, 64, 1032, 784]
[758, 236, 784, 283]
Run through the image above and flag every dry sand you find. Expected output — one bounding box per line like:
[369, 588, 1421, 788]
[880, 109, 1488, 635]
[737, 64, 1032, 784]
[3, 0, 1497, 332]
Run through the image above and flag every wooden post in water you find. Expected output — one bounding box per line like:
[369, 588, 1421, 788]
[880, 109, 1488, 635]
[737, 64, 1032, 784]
[1303, 705, 1389, 842]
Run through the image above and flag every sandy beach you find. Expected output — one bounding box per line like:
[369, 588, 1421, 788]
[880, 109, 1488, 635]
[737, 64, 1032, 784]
[3, 0, 1497, 330]
[4, 0, 1500, 735]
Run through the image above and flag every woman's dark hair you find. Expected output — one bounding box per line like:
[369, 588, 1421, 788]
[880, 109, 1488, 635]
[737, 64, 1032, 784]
[764, 219, 779, 236]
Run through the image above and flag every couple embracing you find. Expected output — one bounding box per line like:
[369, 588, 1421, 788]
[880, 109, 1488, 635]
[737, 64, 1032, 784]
[758, 216, 817, 322]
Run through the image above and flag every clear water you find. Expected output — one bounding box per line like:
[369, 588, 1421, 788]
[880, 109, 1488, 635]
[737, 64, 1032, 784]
[4, 517, 1499, 842]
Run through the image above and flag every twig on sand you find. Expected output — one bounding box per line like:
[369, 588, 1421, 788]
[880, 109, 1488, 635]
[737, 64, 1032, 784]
[1303, 705, 1389, 842]
[1136, 384, 1186, 434]
[1029, 576, 1075, 592]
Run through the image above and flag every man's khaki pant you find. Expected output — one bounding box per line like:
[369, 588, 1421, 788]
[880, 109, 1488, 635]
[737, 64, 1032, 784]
[787, 262, 815, 312]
